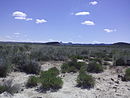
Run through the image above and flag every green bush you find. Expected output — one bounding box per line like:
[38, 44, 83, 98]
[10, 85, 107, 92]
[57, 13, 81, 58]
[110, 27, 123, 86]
[40, 68, 63, 91]
[61, 59, 86, 73]
[115, 58, 125, 66]
[26, 76, 39, 88]
[0, 85, 6, 94]
[87, 61, 103, 73]
[0, 80, 19, 95]
[41, 76, 63, 91]
[40, 67, 59, 78]
[48, 67, 59, 76]
[79, 65, 87, 73]
[123, 68, 130, 81]
[77, 72, 95, 89]
[61, 63, 69, 73]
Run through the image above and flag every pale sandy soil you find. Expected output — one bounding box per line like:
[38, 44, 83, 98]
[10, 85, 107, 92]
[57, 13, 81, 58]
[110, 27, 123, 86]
[0, 61, 130, 98]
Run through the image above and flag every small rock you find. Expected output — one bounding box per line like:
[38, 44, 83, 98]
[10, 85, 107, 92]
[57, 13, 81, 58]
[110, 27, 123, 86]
[98, 77, 100, 80]
[113, 86, 117, 89]
[111, 78, 114, 81]
[115, 81, 119, 84]
[127, 88, 130, 90]
[118, 75, 123, 78]
[96, 88, 101, 91]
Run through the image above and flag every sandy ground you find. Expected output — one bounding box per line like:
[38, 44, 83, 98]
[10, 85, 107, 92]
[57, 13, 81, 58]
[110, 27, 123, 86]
[1, 61, 130, 98]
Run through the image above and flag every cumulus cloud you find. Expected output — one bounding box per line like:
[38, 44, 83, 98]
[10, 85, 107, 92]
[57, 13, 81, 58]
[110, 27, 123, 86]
[12, 11, 32, 21]
[36, 19, 47, 24]
[104, 29, 116, 33]
[81, 21, 95, 26]
[89, 1, 98, 5]
[12, 11, 27, 20]
[75, 12, 90, 16]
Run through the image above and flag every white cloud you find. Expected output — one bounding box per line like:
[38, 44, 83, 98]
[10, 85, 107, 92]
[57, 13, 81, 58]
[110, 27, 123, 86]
[36, 19, 47, 24]
[12, 11, 27, 20]
[75, 12, 90, 16]
[89, 1, 98, 5]
[81, 21, 95, 26]
[104, 29, 116, 33]
[12, 11, 33, 21]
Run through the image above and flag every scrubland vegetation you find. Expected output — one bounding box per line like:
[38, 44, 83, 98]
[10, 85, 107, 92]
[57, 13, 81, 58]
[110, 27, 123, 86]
[0, 42, 130, 95]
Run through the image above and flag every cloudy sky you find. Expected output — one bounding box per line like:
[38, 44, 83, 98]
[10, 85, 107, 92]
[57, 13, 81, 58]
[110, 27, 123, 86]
[0, 0, 130, 43]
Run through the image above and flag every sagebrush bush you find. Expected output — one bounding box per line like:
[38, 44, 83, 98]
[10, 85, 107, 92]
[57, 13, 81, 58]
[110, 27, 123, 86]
[115, 58, 125, 66]
[26, 76, 39, 88]
[0, 80, 19, 95]
[23, 60, 41, 74]
[77, 72, 95, 89]
[87, 61, 103, 73]
[0, 59, 11, 77]
[12, 53, 28, 66]
[13, 54, 41, 74]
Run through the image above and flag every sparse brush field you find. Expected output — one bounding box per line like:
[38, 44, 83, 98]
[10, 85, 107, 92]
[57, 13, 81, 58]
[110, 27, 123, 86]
[0, 42, 130, 98]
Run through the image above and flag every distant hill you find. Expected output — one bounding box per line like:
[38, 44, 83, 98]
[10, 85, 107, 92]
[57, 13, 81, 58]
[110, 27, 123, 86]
[113, 42, 130, 46]
[44, 42, 61, 45]
[0, 41, 130, 46]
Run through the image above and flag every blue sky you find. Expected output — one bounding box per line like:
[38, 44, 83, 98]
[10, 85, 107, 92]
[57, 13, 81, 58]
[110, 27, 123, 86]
[0, 0, 130, 43]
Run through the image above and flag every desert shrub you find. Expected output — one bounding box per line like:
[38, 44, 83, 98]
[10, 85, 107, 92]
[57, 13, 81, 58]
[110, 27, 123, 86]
[26, 76, 39, 88]
[104, 57, 112, 61]
[22, 60, 41, 74]
[77, 72, 95, 89]
[40, 76, 63, 91]
[61, 59, 86, 73]
[0, 58, 11, 77]
[0, 85, 6, 93]
[0, 80, 19, 95]
[79, 65, 87, 73]
[61, 63, 70, 73]
[71, 55, 86, 60]
[48, 67, 59, 76]
[90, 58, 102, 64]
[13, 55, 41, 74]
[94, 52, 106, 58]
[103, 62, 110, 65]
[87, 61, 103, 73]
[12, 53, 28, 66]
[40, 67, 59, 78]
[115, 58, 125, 66]
[122, 68, 130, 81]
[40, 68, 63, 91]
